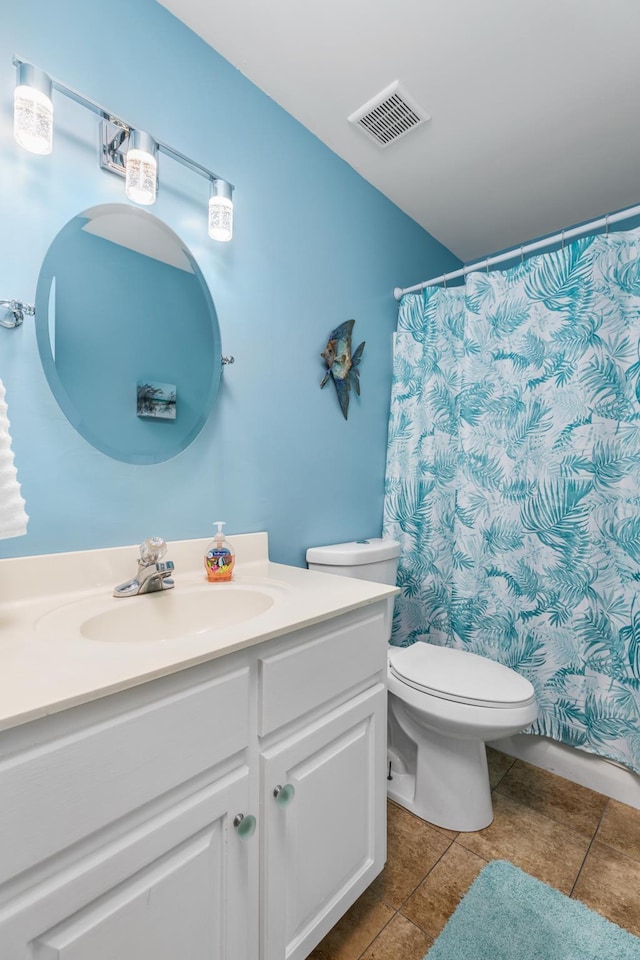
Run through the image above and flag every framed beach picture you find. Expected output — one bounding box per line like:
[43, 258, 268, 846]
[137, 381, 177, 420]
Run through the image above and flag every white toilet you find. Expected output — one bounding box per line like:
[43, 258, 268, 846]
[306, 538, 538, 832]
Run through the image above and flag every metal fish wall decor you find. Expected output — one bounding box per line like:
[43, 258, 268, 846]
[320, 319, 365, 420]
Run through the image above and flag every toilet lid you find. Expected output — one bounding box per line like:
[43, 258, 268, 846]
[388, 643, 535, 708]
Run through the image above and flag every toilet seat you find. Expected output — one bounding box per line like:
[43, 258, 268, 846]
[388, 643, 535, 709]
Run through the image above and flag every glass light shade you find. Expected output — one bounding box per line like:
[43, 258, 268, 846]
[14, 84, 53, 155]
[208, 195, 233, 242]
[125, 146, 157, 206]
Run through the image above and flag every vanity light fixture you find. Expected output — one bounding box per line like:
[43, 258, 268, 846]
[124, 130, 157, 206]
[12, 57, 234, 240]
[13, 62, 53, 155]
[208, 178, 233, 242]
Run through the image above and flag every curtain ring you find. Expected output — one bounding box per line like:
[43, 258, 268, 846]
[443, 272, 447, 288]
[561, 229, 565, 249]
[485, 258, 490, 274]
[520, 245, 524, 265]
[605, 214, 610, 236]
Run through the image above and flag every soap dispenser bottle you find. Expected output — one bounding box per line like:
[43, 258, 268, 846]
[204, 521, 235, 582]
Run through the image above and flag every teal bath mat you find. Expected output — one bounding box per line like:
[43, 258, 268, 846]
[424, 860, 640, 960]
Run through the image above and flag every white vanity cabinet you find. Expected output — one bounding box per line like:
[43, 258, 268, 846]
[0, 769, 254, 960]
[257, 607, 388, 960]
[0, 600, 390, 960]
[260, 685, 386, 960]
[0, 663, 257, 960]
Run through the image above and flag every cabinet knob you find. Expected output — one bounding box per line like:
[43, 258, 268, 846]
[233, 813, 257, 838]
[273, 783, 295, 807]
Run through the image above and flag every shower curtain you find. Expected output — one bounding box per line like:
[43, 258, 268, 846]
[384, 231, 640, 774]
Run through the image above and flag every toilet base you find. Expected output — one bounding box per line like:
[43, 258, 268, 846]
[387, 735, 494, 832]
[389, 698, 495, 832]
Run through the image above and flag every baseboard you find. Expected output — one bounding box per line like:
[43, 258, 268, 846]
[489, 733, 640, 810]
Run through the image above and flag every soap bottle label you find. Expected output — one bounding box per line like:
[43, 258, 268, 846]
[205, 548, 234, 582]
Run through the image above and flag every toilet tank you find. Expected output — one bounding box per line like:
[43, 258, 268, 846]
[306, 538, 401, 585]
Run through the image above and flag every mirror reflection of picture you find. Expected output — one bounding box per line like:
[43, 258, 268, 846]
[137, 381, 177, 420]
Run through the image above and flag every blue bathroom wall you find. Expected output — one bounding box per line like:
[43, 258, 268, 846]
[0, 0, 460, 566]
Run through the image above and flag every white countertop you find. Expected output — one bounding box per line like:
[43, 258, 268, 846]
[0, 533, 398, 732]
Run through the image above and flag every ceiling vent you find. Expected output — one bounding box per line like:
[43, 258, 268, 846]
[348, 81, 430, 148]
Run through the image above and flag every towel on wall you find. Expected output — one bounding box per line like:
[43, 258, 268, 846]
[0, 379, 28, 540]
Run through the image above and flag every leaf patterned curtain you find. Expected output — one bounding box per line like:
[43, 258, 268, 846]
[384, 232, 640, 773]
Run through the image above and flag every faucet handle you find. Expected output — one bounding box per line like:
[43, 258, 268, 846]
[139, 537, 168, 564]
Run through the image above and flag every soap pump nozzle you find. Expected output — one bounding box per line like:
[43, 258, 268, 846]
[213, 520, 226, 544]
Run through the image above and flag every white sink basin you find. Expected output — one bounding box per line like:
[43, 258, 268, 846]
[37, 584, 278, 643]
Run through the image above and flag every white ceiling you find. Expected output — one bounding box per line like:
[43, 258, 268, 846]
[159, 0, 640, 263]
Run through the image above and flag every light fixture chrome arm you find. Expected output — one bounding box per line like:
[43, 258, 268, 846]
[13, 56, 233, 182]
[0, 300, 35, 329]
[157, 141, 232, 187]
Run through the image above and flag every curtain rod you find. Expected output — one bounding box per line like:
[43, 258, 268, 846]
[393, 203, 640, 301]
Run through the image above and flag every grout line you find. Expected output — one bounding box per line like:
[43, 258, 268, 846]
[391, 840, 490, 948]
[590, 797, 640, 867]
[354, 908, 396, 960]
[353, 893, 424, 960]
[356, 828, 458, 956]
[569, 847, 596, 899]
[490, 793, 607, 842]
[355, 909, 431, 960]
[354, 805, 457, 959]
[488, 754, 517, 791]
[480, 778, 606, 844]
[396, 837, 456, 913]
[570, 800, 608, 897]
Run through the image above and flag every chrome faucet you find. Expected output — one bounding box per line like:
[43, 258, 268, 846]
[113, 537, 175, 598]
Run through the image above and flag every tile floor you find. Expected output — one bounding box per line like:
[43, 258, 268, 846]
[309, 748, 640, 960]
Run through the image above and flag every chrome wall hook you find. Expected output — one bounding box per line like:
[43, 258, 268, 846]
[221, 355, 235, 366]
[0, 299, 35, 329]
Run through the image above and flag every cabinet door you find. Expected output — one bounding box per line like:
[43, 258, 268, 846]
[0, 767, 257, 960]
[260, 684, 386, 960]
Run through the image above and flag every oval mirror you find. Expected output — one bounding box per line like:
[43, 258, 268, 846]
[36, 203, 222, 464]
